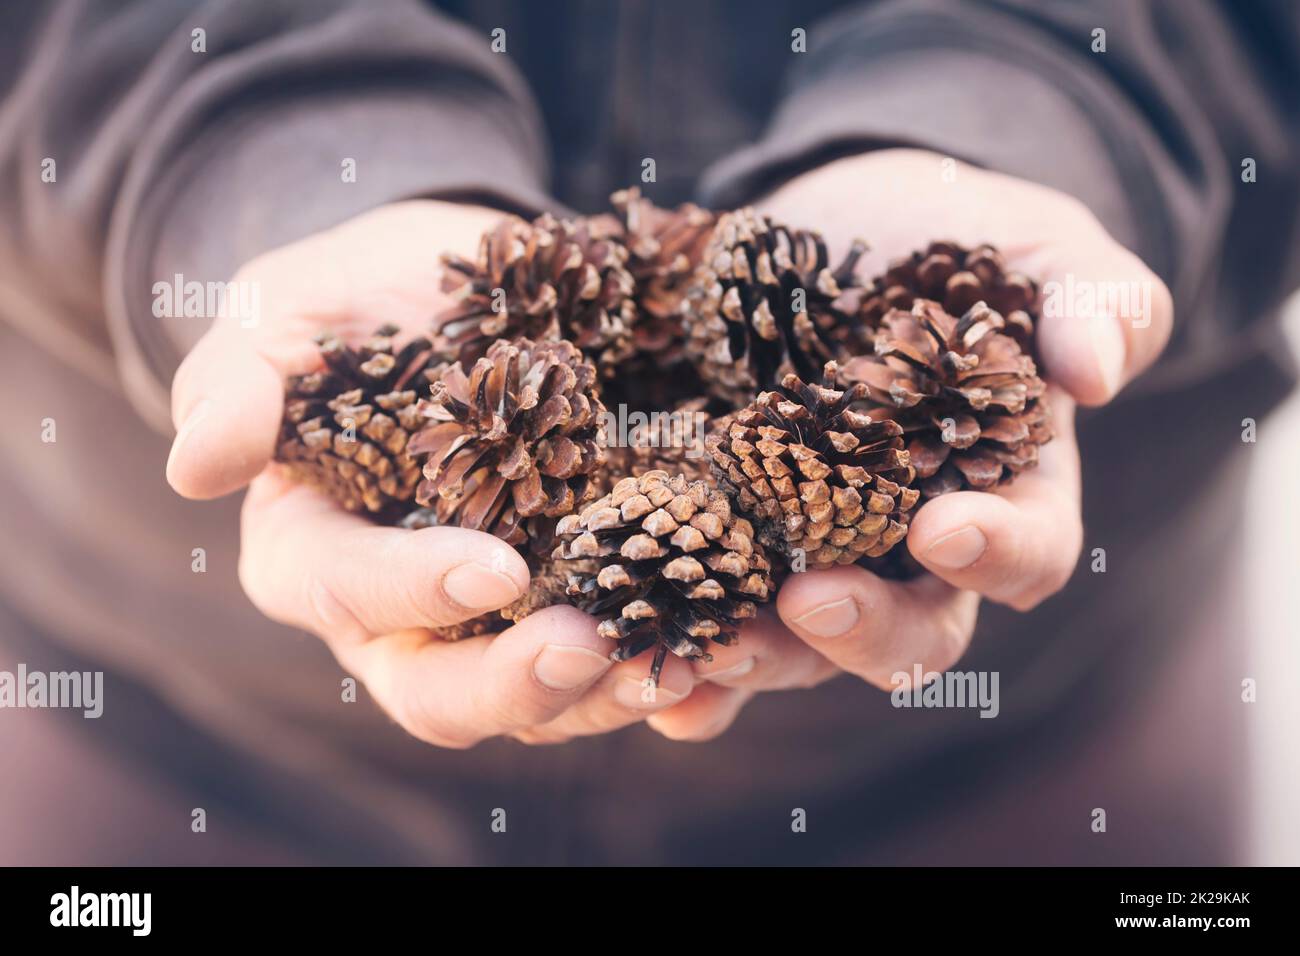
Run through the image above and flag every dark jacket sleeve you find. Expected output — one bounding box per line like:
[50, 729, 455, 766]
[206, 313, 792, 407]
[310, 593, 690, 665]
[0, 0, 552, 431]
[699, 0, 1300, 396]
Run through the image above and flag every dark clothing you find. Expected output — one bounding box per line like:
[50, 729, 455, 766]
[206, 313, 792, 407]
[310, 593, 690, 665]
[0, 0, 1295, 863]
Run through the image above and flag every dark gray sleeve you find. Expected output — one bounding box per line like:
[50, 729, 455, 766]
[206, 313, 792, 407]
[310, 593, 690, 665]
[0, 0, 552, 430]
[699, 0, 1300, 387]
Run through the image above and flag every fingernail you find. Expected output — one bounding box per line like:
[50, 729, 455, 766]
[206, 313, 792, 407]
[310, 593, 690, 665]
[793, 596, 859, 638]
[533, 645, 612, 691]
[442, 562, 523, 610]
[1089, 313, 1126, 397]
[615, 676, 684, 709]
[924, 526, 988, 570]
[703, 657, 756, 684]
[166, 399, 213, 474]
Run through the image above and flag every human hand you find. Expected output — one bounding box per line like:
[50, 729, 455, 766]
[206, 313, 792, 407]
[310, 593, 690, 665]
[168, 201, 701, 748]
[646, 149, 1173, 742]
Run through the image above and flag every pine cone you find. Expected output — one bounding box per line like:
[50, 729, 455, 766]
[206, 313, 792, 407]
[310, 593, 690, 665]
[603, 396, 715, 485]
[707, 364, 919, 570]
[409, 338, 608, 546]
[276, 324, 433, 519]
[611, 187, 716, 357]
[435, 213, 637, 368]
[434, 616, 511, 642]
[861, 241, 1038, 343]
[847, 299, 1052, 499]
[684, 208, 874, 404]
[502, 557, 600, 623]
[553, 471, 774, 684]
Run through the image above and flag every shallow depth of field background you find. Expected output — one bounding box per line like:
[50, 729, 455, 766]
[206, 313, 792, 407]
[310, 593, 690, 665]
[1247, 295, 1300, 865]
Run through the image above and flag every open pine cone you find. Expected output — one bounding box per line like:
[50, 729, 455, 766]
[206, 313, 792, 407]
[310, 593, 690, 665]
[707, 363, 919, 570]
[860, 241, 1038, 344]
[684, 208, 872, 404]
[435, 213, 636, 368]
[611, 187, 716, 358]
[276, 324, 434, 519]
[553, 471, 774, 683]
[847, 299, 1052, 499]
[409, 338, 608, 546]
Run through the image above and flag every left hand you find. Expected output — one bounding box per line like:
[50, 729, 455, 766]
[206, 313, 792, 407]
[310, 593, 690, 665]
[644, 149, 1173, 741]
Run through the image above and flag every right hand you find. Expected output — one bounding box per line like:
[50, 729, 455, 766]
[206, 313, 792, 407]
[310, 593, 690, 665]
[167, 200, 698, 748]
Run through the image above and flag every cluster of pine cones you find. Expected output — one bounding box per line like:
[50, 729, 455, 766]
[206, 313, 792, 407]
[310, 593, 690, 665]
[275, 188, 1052, 682]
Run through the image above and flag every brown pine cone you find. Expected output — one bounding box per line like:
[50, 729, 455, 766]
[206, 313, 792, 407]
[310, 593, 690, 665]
[847, 299, 1052, 499]
[553, 471, 774, 684]
[409, 338, 608, 546]
[684, 208, 872, 404]
[707, 363, 919, 570]
[861, 241, 1038, 343]
[276, 324, 434, 520]
[501, 557, 600, 623]
[610, 187, 716, 356]
[433, 616, 511, 642]
[435, 213, 636, 368]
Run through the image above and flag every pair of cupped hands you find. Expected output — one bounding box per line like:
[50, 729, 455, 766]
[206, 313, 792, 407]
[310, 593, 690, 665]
[166, 150, 1171, 747]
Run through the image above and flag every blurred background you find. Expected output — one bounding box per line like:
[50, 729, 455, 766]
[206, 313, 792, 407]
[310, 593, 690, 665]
[1247, 298, 1300, 866]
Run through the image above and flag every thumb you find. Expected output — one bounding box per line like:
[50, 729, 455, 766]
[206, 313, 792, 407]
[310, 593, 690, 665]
[166, 328, 284, 499]
[1029, 235, 1173, 407]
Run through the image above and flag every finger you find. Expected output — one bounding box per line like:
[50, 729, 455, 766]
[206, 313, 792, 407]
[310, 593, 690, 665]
[1024, 218, 1173, 406]
[777, 569, 980, 689]
[340, 606, 615, 750]
[646, 683, 753, 742]
[239, 472, 530, 639]
[906, 388, 1082, 610]
[518, 651, 697, 741]
[691, 610, 838, 691]
[167, 326, 294, 499]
